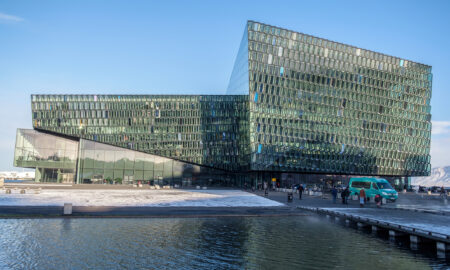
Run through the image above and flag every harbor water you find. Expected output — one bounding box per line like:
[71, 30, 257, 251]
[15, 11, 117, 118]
[0, 216, 447, 269]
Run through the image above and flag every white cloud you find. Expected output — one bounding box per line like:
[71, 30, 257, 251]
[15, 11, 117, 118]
[0, 12, 24, 22]
[431, 120, 450, 135]
[430, 136, 450, 168]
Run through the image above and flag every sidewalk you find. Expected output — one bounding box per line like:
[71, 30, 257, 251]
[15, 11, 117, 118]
[253, 189, 450, 239]
[253, 189, 450, 213]
[253, 189, 378, 209]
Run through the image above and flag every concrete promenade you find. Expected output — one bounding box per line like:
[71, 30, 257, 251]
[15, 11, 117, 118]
[0, 205, 307, 218]
[255, 189, 450, 258]
[255, 190, 450, 235]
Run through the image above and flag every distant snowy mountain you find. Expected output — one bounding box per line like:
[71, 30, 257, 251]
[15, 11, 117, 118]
[412, 166, 450, 187]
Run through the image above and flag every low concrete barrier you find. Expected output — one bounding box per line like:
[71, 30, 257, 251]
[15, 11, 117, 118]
[63, 203, 72, 215]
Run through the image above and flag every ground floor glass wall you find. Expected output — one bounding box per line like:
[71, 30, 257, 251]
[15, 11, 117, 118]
[77, 139, 237, 187]
[13, 129, 78, 183]
[13, 129, 412, 188]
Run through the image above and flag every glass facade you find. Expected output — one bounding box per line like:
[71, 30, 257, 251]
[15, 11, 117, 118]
[239, 21, 432, 176]
[77, 138, 236, 186]
[14, 21, 432, 184]
[14, 129, 78, 183]
[227, 27, 249, 95]
[14, 129, 241, 186]
[31, 95, 250, 172]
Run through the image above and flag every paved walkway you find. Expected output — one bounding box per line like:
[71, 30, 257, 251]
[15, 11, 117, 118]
[253, 190, 450, 239]
[253, 189, 371, 208]
[253, 190, 450, 212]
[383, 193, 450, 215]
[319, 207, 450, 236]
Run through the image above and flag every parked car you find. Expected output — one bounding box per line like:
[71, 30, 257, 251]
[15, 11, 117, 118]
[444, 187, 450, 195]
[349, 177, 398, 202]
[418, 186, 427, 193]
[429, 186, 440, 193]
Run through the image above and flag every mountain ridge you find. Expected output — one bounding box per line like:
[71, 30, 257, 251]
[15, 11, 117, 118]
[412, 166, 450, 187]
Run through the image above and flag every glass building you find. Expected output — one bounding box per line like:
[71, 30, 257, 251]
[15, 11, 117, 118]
[13, 21, 432, 187]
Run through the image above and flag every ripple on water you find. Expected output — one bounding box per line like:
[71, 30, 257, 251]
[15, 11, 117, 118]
[0, 217, 447, 270]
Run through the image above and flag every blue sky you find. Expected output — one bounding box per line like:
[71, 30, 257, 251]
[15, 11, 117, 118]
[0, 0, 449, 171]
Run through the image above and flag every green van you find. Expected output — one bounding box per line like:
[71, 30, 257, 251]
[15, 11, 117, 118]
[349, 177, 398, 202]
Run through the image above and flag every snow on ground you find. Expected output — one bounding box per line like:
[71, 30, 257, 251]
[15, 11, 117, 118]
[0, 189, 284, 207]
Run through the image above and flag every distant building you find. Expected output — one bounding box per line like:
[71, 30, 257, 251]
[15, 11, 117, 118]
[13, 21, 432, 188]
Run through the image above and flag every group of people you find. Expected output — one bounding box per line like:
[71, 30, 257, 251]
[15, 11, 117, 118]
[330, 186, 382, 208]
[329, 186, 350, 204]
[295, 184, 386, 208]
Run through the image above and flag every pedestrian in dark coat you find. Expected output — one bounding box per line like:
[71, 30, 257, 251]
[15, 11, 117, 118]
[298, 184, 304, 200]
[331, 186, 338, 204]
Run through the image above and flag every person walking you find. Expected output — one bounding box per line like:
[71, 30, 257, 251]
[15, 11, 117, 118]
[341, 187, 350, 204]
[359, 188, 366, 207]
[298, 184, 304, 200]
[374, 194, 382, 208]
[440, 186, 447, 199]
[331, 186, 338, 204]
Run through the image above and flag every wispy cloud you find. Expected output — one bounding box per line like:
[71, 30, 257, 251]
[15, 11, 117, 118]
[0, 12, 24, 22]
[432, 121, 450, 135]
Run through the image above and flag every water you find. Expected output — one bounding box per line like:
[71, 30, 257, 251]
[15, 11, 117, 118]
[0, 216, 447, 269]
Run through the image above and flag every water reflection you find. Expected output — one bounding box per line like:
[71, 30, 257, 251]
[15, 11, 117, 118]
[0, 217, 446, 269]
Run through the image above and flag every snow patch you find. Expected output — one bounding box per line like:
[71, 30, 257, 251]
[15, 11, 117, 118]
[0, 189, 284, 207]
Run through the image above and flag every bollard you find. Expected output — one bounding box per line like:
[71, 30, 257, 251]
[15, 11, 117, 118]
[6, 189, 11, 194]
[202, 186, 207, 190]
[63, 203, 72, 215]
[20, 189, 25, 194]
[287, 192, 293, 202]
[34, 189, 40, 194]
